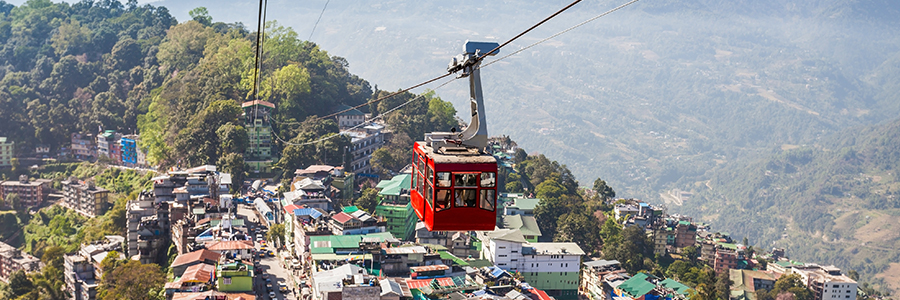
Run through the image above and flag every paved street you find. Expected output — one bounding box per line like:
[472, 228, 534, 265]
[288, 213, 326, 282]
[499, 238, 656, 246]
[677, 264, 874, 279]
[236, 203, 297, 300]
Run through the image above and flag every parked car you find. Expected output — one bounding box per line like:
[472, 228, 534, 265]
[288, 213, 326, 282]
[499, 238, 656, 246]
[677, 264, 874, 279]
[269, 291, 277, 299]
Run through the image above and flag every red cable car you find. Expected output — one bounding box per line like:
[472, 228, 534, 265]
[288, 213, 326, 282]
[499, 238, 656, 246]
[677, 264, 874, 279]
[410, 41, 500, 231]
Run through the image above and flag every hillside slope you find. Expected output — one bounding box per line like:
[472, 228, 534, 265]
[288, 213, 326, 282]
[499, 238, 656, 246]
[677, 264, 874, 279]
[676, 118, 900, 293]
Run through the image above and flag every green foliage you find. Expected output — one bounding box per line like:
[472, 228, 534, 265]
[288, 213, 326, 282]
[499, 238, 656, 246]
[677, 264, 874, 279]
[98, 259, 165, 300]
[355, 188, 379, 213]
[757, 274, 813, 300]
[23, 205, 87, 255]
[592, 178, 616, 201]
[188, 7, 212, 27]
[267, 223, 286, 246]
[602, 225, 654, 274]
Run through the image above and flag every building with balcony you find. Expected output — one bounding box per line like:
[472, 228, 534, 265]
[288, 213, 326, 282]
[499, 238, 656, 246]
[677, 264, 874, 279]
[120, 134, 139, 166]
[374, 174, 415, 241]
[792, 265, 857, 300]
[0, 175, 48, 208]
[242, 100, 276, 173]
[0, 241, 40, 283]
[334, 104, 367, 128]
[329, 209, 385, 236]
[479, 229, 584, 299]
[70, 133, 96, 161]
[61, 180, 110, 218]
[97, 130, 122, 163]
[580, 260, 626, 300]
[344, 124, 385, 175]
[64, 236, 125, 300]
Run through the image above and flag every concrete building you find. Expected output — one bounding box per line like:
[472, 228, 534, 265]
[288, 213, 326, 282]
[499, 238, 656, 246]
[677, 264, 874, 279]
[345, 124, 385, 175]
[97, 130, 122, 163]
[580, 260, 626, 300]
[374, 174, 416, 241]
[0, 137, 13, 167]
[242, 100, 276, 173]
[0, 241, 41, 283]
[216, 260, 254, 292]
[126, 191, 170, 260]
[311, 264, 380, 300]
[120, 134, 139, 166]
[204, 240, 255, 257]
[329, 210, 385, 235]
[334, 104, 367, 128]
[503, 197, 540, 216]
[500, 214, 542, 243]
[0, 175, 48, 208]
[64, 235, 125, 300]
[62, 180, 110, 218]
[792, 265, 858, 300]
[479, 229, 584, 299]
[70, 133, 95, 161]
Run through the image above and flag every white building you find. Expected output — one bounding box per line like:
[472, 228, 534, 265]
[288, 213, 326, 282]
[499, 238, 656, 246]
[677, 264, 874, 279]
[791, 265, 857, 300]
[478, 229, 583, 297]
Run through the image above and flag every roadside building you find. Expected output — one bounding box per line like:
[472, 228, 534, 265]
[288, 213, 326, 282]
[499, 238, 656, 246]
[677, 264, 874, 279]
[120, 134, 139, 166]
[64, 235, 125, 300]
[97, 130, 122, 163]
[329, 209, 385, 235]
[204, 240, 255, 258]
[216, 260, 254, 292]
[242, 100, 276, 173]
[479, 229, 584, 299]
[345, 124, 385, 175]
[70, 133, 96, 161]
[170, 249, 222, 278]
[61, 180, 110, 218]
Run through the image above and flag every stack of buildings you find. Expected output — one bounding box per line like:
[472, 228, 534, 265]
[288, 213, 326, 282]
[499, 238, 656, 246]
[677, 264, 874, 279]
[0, 241, 41, 283]
[0, 137, 13, 167]
[64, 236, 126, 300]
[242, 100, 276, 174]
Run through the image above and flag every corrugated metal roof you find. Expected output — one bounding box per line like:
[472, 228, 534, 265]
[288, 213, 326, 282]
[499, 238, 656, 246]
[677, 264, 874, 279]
[384, 246, 427, 254]
[332, 212, 355, 224]
[410, 265, 449, 272]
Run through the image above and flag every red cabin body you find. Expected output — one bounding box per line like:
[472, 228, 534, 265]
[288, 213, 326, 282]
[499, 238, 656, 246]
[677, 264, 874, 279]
[410, 141, 498, 231]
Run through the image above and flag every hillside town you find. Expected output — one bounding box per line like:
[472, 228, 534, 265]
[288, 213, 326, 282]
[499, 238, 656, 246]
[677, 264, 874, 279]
[0, 100, 865, 300]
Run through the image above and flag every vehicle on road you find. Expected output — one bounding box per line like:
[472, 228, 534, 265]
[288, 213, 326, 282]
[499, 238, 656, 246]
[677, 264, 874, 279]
[269, 291, 277, 299]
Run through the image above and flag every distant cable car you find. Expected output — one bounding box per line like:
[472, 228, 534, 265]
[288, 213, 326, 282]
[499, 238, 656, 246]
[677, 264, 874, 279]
[410, 41, 500, 231]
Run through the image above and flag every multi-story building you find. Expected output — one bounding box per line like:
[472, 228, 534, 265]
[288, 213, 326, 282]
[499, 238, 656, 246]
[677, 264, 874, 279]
[334, 104, 367, 128]
[0, 175, 48, 208]
[792, 265, 858, 300]
[651, 217, 697, 255]
[61, 180, 110, 218]
[242, 100, 276, 173]
[329, 209, 385, 235]
[120, 134, 138, 166]
[500, 214, 542, 242]
[580, 260, 626, 300]
[714, 248, 738, 274]
[0, 241, 41, 283]
[503, 196, 540, 216]
[374, 174, 416, 241]
[345, 124, 385, 175]
[479, 229, 584, 299]
[70, 133, 95, 161]
[610, 273, 690, 300]
[97, 130, 122, 163]
[0, 137, 13, 167]
[216, 260, 254, 292]
[64, 236, 125, 300]
[126, 191, 170, 259]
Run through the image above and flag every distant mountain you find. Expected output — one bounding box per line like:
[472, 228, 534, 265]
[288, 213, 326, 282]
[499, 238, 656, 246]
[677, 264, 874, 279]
[674, 118, 900, 293]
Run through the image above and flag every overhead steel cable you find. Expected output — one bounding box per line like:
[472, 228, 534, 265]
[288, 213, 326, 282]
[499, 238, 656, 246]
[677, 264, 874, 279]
[480, 0, 643, 69]
[477, 0, 584, 60]
[272, 77, 460, 146]
[309, 0, 330, 41]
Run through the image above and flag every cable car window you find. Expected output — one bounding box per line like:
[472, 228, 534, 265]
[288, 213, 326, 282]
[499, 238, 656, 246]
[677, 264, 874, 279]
[454, 173, 478, 187]
[435, 189, 451, 211]
[480, 189, 495, 211]
[455, 189, 477, 207]
[436, 172, 451, 187]
[426, 166, 433, 184]
[480, 172, 496, 187]
[425, 184, 432, 208]
[417, 174, 424, 194]
[418, 156, 425, 174]
[412, 169, 418, 189]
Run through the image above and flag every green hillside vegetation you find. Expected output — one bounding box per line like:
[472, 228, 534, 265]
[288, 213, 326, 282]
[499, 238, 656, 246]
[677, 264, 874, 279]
[678, 118, 900, 293]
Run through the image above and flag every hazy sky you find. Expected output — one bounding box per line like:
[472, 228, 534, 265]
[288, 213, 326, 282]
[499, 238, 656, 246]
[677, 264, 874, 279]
[3, 0, 163, 5]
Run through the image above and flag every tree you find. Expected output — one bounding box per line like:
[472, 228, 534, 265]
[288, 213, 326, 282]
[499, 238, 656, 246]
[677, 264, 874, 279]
[188, 7, 212, 27]
[157, 21, 215, 71]
[267, 223, 285, 247]
[554, 211, 601, 253]
[758, 274, 813, 300]
[174, 100, 242, 166]
[110, 37, 142, 70]
[602, 225, 652, 274]
[355, 188, 379, 213]
[513, 148, 528, 163]
[683, 245, 699, 265]
[99, 260, 165, 300]
[216, 123, 249, 156]
[592, 178, 616, 201]
[41, 245, 65, 270]
[8, 270, 33, 297]
[716, 269, 733, 300]
[217, 153, 246, 193]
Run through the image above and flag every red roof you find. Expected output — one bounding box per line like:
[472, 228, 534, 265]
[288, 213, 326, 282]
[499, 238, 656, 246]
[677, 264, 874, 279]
[171, 249, 222, 267]
[242, 100, 275, 108]
[410, 265, 449, 272]
[284, 204, 302, 214]
[205, 240, 254, 251]
[405, 277, 455, 289]
[529, 289, 553, 300]
[180, 264, 216, 283]
[331, 212, 355, 224]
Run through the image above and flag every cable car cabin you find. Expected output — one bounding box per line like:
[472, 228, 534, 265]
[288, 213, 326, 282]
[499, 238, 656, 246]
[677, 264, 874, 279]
[410, 141, 498, 231]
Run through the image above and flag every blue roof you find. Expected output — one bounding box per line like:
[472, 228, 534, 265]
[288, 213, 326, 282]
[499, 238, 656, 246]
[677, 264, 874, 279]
[489, 266, 510, 279]
[294, 208, 323, 218]
[639, 203, 649, 207]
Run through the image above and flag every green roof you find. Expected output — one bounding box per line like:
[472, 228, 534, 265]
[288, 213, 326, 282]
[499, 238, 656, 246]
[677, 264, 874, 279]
[659, 278, 691, 295]
[501, 215, 542, 237]
[775, 261, 792, 267]
[309, 232, 396, 253]
[719, 243, 737, 250]
[438, 251, 469, 266]
[211, 219, 245, 227]
[343, 206, 360, 213]
[678, 221, 691, 226]
[464, 259, 494, 268]
[378, 174, 412, 197]
[618, 273, 656, 297]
